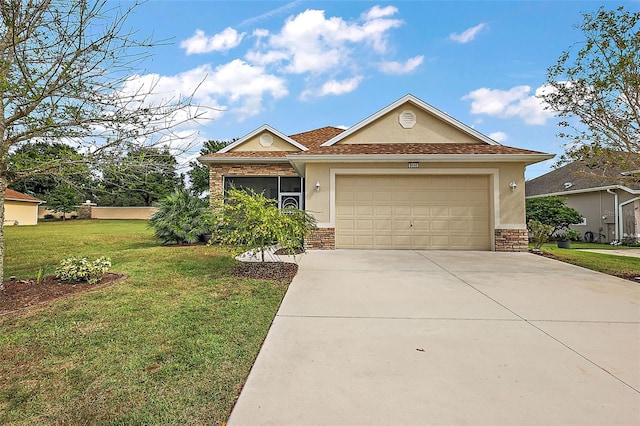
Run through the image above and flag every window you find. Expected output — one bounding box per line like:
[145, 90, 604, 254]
[224, 176, 304, 209]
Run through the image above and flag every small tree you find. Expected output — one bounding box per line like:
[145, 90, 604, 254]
[526, 196, 583, 237]
[213, 189, 316, 261]
[47, 185, 80, 220]
[149, 190, 214, 245]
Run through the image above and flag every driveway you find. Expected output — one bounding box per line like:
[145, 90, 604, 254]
[228, 250, 640, 426]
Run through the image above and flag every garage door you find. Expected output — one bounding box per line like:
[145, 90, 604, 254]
[335, 175, 490, 249]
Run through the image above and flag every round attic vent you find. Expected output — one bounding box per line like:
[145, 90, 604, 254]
[259, 133, 273, 147]
[399, 109, 416, 129]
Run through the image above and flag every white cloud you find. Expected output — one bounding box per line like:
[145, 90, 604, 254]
[462, 85, 555, 125]
[488, 131, 508, 143]
[246, 7, 403, 75]
[301, 76, 363, 100]
[180, 28, 245, 55]
[449, 23, 486, 44]
[379, 55, 424, 75]
[120, 60, 288, 121]
[319, 76, 363, 96]
[362, 5, 398, 20]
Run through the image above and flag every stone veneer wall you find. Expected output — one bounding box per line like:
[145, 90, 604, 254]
[208, 163, 298, 198]
[304, 228, 335, 250]
[494, 229, 529, 252]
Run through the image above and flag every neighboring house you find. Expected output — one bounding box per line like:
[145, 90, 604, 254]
[5, 189, 44, 226]
[200, 94, 552, 251]
[525, 161, 640, 243]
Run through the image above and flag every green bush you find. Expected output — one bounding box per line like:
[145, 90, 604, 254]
[149, 189, 214, 245]
[55, 256, 111, 285]
[212, 189, 316, 261]
[526, 196, 583, 236]
[528, 219, 554, 250]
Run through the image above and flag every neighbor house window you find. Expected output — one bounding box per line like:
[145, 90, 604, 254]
[224, 176, 304, 209]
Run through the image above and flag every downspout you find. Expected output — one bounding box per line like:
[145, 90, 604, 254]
[606, 189, 619, 241]
[619, 196, 640, 241]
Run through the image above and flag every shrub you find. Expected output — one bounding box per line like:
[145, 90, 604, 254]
[149, 189, 214, 245]
[212, 189, 316, 261]
[526, 196, 583, 236]
[55, 256, 112, 285]
[528, 219, 554, 250]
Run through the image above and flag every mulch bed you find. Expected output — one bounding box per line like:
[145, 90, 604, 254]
[1, 262, 299, 316]
[228, 262, 298, 282]
[0, 273, 126, 316]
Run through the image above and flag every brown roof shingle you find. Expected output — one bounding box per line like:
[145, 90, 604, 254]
[289, 143, 548, 156]
[288, 126, 345, 148]
[6, 189, 43, 203]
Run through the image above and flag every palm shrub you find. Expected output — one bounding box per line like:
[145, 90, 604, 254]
[149, 189, 214, 245]
[212, 189, 316, 261]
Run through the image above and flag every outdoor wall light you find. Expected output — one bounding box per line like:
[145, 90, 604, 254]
[315, 181, 321, 192]
[509, 181, 517, 191]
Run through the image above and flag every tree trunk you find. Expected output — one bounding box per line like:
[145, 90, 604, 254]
[0, 181, 5, 290]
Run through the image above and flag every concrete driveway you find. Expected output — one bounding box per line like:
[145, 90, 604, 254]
[228, 250, 640, 426]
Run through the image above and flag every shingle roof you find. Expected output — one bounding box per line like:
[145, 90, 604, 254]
[289, 143, 547, 156]
[288, 126, 345, 148]
[525, 161, 640, 196]
[6, 189, 43, 203]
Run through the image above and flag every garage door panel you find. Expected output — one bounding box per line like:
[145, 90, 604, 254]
[335, 175, 490, 250]
[356, 205, 373, 216]
[356, 219, 373, 230]
[355, 235, 374, 246]
[375, 205, 392, 216]
[392, 206, 412, 216]
[375, 219, 392, 230]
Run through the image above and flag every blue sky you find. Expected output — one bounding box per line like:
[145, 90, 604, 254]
[122, 1, 638, 179]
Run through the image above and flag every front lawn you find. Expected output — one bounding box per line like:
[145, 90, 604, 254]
[538, 242, 640, 280]
[1, 220, 291, 425]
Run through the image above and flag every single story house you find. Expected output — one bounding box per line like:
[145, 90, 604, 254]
[200, 94, 552, 251]
[5, 189, 44, 226]
[526, 161, 640, 243]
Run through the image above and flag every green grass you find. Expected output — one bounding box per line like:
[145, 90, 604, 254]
[539, 242, 640, 278]
[1, 220, 290, 425]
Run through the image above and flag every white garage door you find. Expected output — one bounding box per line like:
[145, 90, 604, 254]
[335, 175, 491, 249]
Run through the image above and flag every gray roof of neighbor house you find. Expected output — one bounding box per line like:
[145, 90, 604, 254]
[525, 161, 640, 197]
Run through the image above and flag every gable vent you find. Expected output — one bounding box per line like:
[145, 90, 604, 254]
[259, 133, 273, 147]
[399, 109, 416, 129]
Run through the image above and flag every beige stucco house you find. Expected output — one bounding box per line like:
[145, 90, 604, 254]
[526, 161, 640, 243]
[5, 189, 44, 226]
[200, 94, 552, 251]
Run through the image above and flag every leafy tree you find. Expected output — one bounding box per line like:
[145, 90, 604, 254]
[541, 6, 640, 180]
[526, 196, 583, 237]
[96, 147, 182, 206]
[149, 189, 213, 245]
[188, 140, 233, 197]
[213, 189, 316, 261]
[47, 184, 81, 220]
[0, 1, 202, 283]
[8, 142, 93, 201]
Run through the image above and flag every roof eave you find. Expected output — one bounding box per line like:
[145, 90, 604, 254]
[217, 124, 309, 153]
[198, 156, 291, 164]
[526, 184, 640, 198]
[6, 197, 44, 204]
[287, 153, 554, 165]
